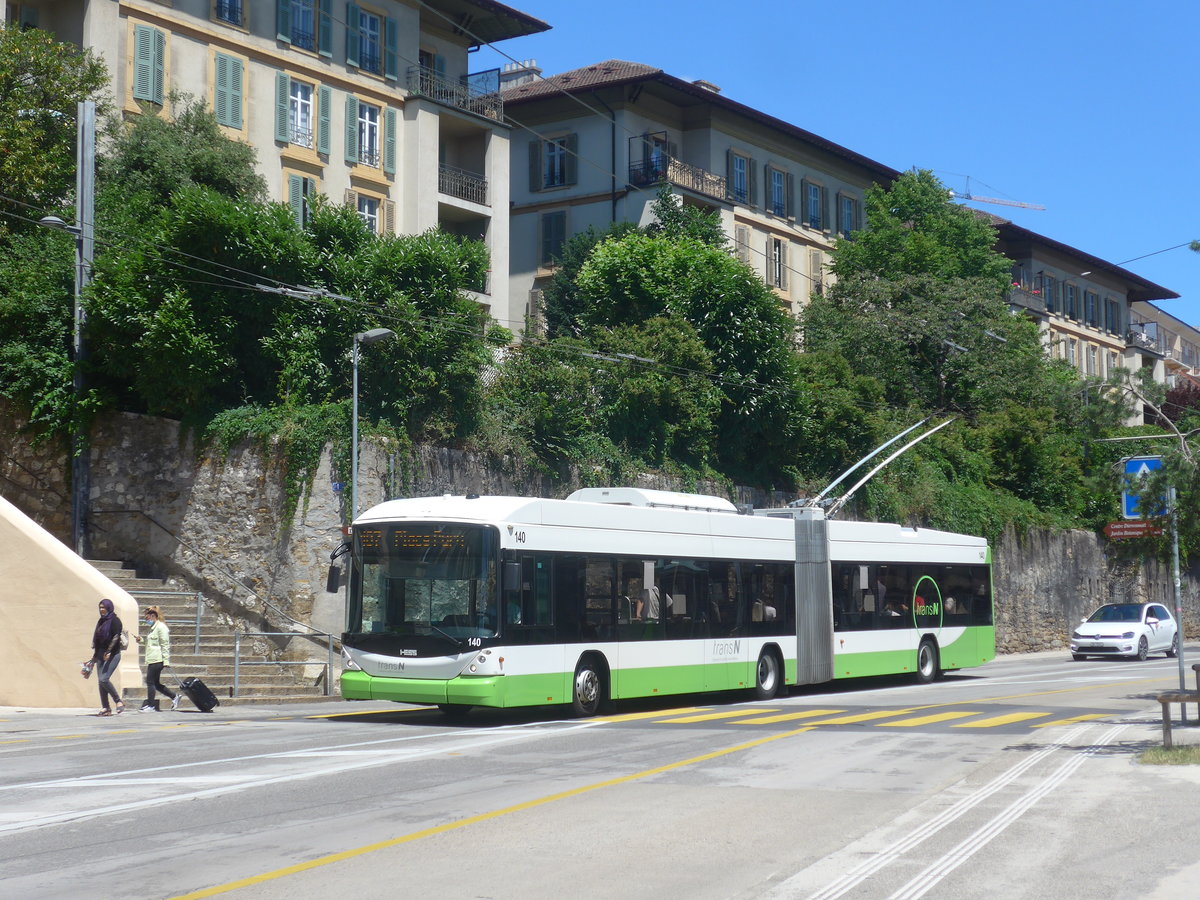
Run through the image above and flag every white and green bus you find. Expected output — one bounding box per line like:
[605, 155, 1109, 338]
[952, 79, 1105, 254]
[340, 488, 994, 715]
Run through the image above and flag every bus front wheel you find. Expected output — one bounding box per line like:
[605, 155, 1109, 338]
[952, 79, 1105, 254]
[753, 650, 780, 700]
[571, 657, 604, 717]
[916, 639, 939, 684]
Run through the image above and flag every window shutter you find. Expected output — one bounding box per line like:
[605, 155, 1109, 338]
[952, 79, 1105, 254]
[821, 186, 830, 233]
[800, 178, 811, 225]
[288, 174, 305, 227]
[384, 17, 398, 80]
[383, 199, 395, 234]
[735, 225, 750, 263]
[779, 242, 788, 290]
[725, 149, 733, 200]
[214, 54, 229, 126]
[344, 95, 359, 164]
[133, 25, 154, 102]
[810, 249, 824, 295]
[151, 29, 165, 105]
[316, 85, 331, 154]
[563, 133, 578, 186]
[276, 0, 291, 42]
[318, 0, 333, 57]
[345, 3, 360, 68]
[786, 173, 795, 219]
[529, 140, 542, 192]
[383, 107, 396, 175]
[748, 158, 757, 207]
[274, 72, 290, 142]
[764, 237, 774, 282]
[228, 56, 242, 129]
[344, 188, 358, 209]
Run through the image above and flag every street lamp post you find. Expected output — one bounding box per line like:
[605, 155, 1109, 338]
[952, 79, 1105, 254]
[351, 328, 395, 521]
[38, 100, 95, 557]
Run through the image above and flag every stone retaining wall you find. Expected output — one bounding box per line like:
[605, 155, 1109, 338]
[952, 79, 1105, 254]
[2, 404, 1195, 659]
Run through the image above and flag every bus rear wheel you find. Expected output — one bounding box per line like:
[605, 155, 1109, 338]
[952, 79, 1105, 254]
[916, 639, 939, 684]
[571, 658, 604, 717]
[753, 650, 780, 700]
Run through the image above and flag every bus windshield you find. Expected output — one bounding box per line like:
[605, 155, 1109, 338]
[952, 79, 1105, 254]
[348, 523, 498, 639]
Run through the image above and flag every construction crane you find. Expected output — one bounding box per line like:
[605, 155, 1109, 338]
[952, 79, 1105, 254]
[947, 177, 1045, 210]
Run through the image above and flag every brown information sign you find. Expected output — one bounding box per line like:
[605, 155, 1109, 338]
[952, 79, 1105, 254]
[1104, 520, 1163, 540]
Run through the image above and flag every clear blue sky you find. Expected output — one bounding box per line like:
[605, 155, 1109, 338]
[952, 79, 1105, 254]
[477, 0, 1200, 326]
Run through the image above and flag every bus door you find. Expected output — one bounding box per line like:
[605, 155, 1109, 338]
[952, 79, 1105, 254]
[701, 561, 749, 690]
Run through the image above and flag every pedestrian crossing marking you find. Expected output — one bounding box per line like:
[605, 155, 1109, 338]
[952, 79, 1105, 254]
[878, 711, 980, 727]
[595, 707, 708, 723]
[802, 708, 923, 725]
[952, 712, 1051, 728]
[657, 708, 774, 723]
[1031, 713, 1111, 728]
[731, 709, 847, 725]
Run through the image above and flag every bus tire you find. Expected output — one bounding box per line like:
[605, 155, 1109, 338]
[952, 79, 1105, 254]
[571, 656, 605, 717]
[753, 649, 781, 700]
[437, 703, 470, 718]
[916, 638, 939, 685]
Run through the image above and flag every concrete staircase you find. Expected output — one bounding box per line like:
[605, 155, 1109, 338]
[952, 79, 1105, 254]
[91, 559, 339, 705]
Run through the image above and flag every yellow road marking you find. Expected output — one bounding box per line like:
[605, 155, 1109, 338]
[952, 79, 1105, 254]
[731, 709, 847, 725]
[0, 739, 28, 745]
[878, 711, 980, 728]
[952, 712, 1052, 728]
[595, 707, 708, 722]
[1031, 713, 1112, 728]
[109, 729, 138, 734]
[301, 707, 430, 720]
[53, 734, 86, 740]
[656, 708, 774, 723]
[167, 725, 816, 899]
[804, 708, 922, 725]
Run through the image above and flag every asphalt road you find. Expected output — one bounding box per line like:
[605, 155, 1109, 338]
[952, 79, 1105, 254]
[3, 649, 1200, 900]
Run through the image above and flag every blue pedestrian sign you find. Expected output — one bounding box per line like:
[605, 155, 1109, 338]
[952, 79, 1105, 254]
[1122, 455, 1166, 519]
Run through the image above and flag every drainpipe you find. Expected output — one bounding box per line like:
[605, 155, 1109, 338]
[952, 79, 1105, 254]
[592, 91, 617, 223]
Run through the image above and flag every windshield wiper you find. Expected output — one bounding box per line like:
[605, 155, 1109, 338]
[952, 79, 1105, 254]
[427, 622, 466, 649]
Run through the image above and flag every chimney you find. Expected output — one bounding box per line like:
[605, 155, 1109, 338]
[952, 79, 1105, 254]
[500, 59, 542, 89]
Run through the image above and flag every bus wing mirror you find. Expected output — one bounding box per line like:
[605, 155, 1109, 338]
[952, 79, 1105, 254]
[503, 560, 522, 592]
[325, 565, 341, 593]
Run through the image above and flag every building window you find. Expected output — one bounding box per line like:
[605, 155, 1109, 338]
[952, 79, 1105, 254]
[1104, 297, 1122, 334]
[289, 0, 316, 51]
[1067, 338, 1078, 368]
[539, 210, 567, 267]
[802, 179, 826, 230]
[361, 10, 381, 73]
[1063, 283, 1078, 320]
[287, 173, 317, 227]
[1087, 345, 1098, 375]
[729, 152, 749, 204]
[213, 53, 243, 129]
[289, 80, 312, 147]
[133, 25, 166, 106]
[529, 135, 577, 191]
[345, 189, 393, 233]
[838, 194, 859, 239]
[1084, 290, 1099, 327]
[6, 3, 38, 28]
[1039, 274, 1057, 313]
[214, 0, 242, 26]
[1109, 351, 1119, 375]
[359, 103, 379, 166]
[767, 168, 789, 217]
[357, 194, 378, 231]
[767, 236, 788, 289]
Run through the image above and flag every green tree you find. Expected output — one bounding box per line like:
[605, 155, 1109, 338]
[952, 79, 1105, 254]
[0, 23, 109, 234]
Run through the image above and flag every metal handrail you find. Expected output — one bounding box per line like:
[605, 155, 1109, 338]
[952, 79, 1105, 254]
[234, 631, 335, 698]
[128, 589, 204, 653]
[90, 509, 340, 657]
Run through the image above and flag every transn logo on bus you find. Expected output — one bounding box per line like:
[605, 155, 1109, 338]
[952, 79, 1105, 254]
[711, 640, 741, 656]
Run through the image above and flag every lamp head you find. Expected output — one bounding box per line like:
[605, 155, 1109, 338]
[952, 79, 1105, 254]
[355, 328, 395, 346]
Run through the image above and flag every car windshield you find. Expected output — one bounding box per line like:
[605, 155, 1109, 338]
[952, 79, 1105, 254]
[1087, 604, 1144, 623]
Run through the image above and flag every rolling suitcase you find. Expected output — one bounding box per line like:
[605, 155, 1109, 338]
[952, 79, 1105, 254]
[176, 676, 220, 712]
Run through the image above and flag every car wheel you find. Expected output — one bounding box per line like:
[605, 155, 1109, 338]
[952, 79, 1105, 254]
[1072, 653, 1087, 661]
[1136, 636, 1149, 661]
[916, 639, 939, 684]
[571, 657, 604, 717]
[753, 650, 780, 700]
[1167, 634, 1179, 659]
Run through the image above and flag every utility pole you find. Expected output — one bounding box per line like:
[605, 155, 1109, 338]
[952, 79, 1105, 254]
[72, 100, 96, 558]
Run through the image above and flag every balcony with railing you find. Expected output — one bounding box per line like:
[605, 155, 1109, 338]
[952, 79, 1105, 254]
[629, 156, 726, 202]
[438, 163, 488, 207]
[406, 67, 502, 121]
[1127, 322, 1161, 354]
[1006, 284, 1049, 316]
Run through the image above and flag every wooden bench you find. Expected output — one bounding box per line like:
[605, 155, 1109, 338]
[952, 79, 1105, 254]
[1157, 691, 1200, 747]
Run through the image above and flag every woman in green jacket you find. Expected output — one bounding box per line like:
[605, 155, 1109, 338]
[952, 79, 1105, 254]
[135, 606, 180, 711]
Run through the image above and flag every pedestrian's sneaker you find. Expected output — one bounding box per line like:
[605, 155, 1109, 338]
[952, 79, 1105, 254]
[139, 703, 153, 713]
[171, 693, 182, 711]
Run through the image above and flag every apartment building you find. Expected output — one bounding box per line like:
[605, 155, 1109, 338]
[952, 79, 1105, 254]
[500, 59, 900, 336]
[11, 0, 549, 323]
[1129, 300, 1200, 384]
[998, 220, 1178, 393]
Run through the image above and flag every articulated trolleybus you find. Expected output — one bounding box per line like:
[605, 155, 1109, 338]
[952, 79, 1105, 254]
[340, 488, 994, 715]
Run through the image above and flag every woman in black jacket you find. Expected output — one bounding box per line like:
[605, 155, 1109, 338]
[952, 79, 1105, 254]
[91, 598, 125, 716]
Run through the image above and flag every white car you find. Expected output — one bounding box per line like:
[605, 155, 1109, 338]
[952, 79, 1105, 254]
[1070, 602, 1179, 661]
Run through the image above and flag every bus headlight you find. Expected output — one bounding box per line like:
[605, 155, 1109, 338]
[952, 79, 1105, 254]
[341, 648, 362, 671]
